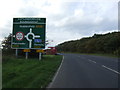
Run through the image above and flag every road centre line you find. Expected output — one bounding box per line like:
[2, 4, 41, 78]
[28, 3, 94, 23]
[102, 65, 120, 75]
[88, 59, 96, 63]
[82, 58, 120, 75]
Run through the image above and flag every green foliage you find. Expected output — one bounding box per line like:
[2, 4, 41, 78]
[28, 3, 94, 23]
[2, 55, 63, 88]
[114, 47, 120, 56]
[2, 33, 12, 50]
[56, 32, 120, 56]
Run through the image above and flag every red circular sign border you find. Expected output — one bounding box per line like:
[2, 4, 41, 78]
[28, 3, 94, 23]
[16, 32, 24, 41]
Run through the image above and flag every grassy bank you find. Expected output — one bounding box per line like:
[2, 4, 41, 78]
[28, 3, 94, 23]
[2, 55, 63, 88]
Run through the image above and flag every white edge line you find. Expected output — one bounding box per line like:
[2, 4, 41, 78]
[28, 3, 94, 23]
[47, 55, 64, 88]
[102, 65, 120, 75]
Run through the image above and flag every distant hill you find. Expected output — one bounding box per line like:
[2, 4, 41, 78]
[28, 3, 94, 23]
[56, 32, 120, 55]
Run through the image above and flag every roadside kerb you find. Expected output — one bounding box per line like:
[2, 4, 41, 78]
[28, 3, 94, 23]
[47, 55, 64, 88]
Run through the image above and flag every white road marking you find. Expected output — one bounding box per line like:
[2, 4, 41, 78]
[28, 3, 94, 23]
[88, 59, 96, 63]
[102, 65, 120, 74]
[47, 56, 64, 88]
[52, 56, 64, 81]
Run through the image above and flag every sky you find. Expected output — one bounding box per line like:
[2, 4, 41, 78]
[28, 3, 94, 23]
[0, 0, 119, 47]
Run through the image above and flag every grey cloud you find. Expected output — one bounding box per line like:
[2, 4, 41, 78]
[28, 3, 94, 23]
[50, 16, 117, 37]
[19, 7, 40, 16]
[0, 27, 11, 40]
[48, 2, 117, 37]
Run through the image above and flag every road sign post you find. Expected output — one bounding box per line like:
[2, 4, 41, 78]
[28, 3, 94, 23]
[12, 18, 46, 60]
[36, 49, 44, 60]
[15, 49, 18, 58]
[23, 49, 30, 59]
[26, 52, 28, 59]
[39, 53, 41, 60]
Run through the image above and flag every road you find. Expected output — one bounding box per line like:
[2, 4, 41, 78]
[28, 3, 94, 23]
[48, 53, 119, 88]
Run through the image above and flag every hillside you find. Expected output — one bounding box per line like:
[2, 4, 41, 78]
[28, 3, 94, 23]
[56, 32, 120, 56]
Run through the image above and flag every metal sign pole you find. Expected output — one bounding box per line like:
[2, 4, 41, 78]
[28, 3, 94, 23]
[26, 52, 28, 59]
[15, 49, 18, 58]
[39, 52, 41, 60]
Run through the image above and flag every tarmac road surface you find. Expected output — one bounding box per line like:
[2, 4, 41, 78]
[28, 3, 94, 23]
[48, 53, 119, 88]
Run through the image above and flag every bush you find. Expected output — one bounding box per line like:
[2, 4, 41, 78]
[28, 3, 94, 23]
[114, 47, 120, 56]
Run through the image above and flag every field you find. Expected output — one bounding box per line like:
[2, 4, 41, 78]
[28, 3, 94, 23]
[2, 55, 63, 88]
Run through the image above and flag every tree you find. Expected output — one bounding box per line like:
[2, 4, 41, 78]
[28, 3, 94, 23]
[2, 33, 12, 50]
[56, 32, 120, 55]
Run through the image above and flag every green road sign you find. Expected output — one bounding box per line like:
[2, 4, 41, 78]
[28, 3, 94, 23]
[11, 18, 46, 49]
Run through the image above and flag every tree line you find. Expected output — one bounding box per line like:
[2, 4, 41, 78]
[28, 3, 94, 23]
[56, 32, 120, 56]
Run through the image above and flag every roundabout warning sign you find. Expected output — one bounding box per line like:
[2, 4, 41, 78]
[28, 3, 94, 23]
[12, 18, 46, 49]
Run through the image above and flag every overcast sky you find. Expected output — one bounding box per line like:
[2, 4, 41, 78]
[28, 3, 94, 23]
[0, 0, 119, 47]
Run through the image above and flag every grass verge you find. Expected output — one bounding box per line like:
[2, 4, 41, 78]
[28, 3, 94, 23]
[2, 55, 63, 88]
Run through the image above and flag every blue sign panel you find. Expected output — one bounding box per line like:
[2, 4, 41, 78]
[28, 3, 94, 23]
[34, 39, 42, 43]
